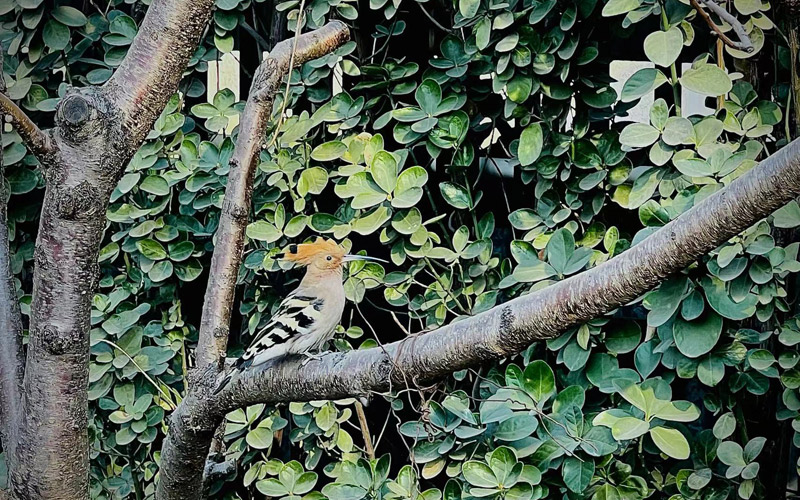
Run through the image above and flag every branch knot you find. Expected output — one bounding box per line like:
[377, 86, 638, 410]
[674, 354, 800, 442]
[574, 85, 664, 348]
[53, 181, 103, 221]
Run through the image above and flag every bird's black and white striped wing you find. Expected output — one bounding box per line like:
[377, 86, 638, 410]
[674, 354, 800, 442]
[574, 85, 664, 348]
[235, 293, 324, 370]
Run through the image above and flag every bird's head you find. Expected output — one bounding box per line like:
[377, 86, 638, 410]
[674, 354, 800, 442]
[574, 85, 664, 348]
[276, 238, 385, 273]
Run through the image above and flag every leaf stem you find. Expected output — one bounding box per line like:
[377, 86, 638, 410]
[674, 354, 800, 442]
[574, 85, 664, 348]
[660, 6, 682, 116]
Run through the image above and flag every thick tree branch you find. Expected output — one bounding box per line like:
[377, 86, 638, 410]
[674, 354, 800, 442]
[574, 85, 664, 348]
[104, 0, 215, 157]
[162, 138, 800, 496]
[196, 21, 350, 372]
[0, 94, 55, 160]
[218, 140, 800, 408]
[691, 0, 754, 52]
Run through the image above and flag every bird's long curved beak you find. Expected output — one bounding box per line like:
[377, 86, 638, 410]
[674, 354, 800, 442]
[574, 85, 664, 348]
[342, 254, 388, 263]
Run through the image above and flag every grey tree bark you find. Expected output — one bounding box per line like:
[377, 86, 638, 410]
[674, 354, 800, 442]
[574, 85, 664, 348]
[2, 0, 800, 498]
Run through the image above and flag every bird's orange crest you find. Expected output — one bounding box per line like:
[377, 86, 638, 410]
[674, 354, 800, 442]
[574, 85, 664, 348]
[280, 237, 345, 266]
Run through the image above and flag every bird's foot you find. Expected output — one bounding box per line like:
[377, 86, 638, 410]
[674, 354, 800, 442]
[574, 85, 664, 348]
[300, 351, 323, 366]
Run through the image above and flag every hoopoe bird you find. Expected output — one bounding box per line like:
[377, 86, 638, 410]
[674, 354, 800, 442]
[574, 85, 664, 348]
[215, 238, 385, 391]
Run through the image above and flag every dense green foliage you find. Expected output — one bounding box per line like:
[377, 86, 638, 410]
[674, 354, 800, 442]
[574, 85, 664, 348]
[2, 0, 800, 497]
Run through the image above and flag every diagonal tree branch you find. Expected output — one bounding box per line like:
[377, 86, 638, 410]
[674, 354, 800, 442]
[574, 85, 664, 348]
[158, 22, 350, 500]
[195, 21, 350, 372]
[161, 138, 800, 498]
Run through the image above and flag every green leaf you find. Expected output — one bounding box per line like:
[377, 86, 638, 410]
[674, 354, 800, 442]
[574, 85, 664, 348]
[702, 276, 757, 320]
[649, 426, 690, 459]
[620, 123, 659, 148]
[673, 311, 723, 358]
[462, 461, 498, 488]
[718, 441, 747, 466]
[680, 64, 732, 97]
[439, 182, 471, 209]
[773, 201, 800, 228]
[136, 239, 167, 260]
[698, 356, 725, 386]
[734, 0, 763, 15]
[616, 381, 647, 412]
[246, 426, 275, 449]
[371, 151, 398, 194]
[518, 123, 544, 166]
[496, 33, 519, 52]
[298, 167, 329, 196]
[494, 414, 539, 441]
[315, 403, 337, 431]
[416, 79, 442, 115]
[475, 17, 491, 50]
[43, 19, 70, 50]
[562, 457, 594, 493]
[149, 260, 173, 282]
[311, 141, 347, 161]
[635, 341, 662, 378]
[246, 221, 282, 243]
[140, 175, 170, 196]
[611, 416, 650, 440]
[52, 6, 88, 27]
[662, 116, 694, 145]
[509, 209, 543, 230]
[744, 436, 766, 461]
[442, 392, 476, 424]
[605, 321, 642, 354]
[459, 0, 481, 17]
[713, 412, 736, 439]
[507, 75, 533, 104]
[393, 167, 428, 208]
[522, 360, 556, 404]
[643, 27, 683, 67]
[7, 168, 38, 194]
[256, 479, 289, 496]
[645, 276, 689, 327]
[652, 400, 700, 422]
[621, 69, 667, 102]
[602, 0, 641, 16]
[321, 484, 368, 500]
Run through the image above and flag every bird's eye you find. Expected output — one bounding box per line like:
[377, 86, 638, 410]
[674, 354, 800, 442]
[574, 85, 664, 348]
[326, 255, 333, 261]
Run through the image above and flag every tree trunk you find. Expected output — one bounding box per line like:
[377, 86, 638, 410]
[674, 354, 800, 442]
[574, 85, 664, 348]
[11, 93, 109, 499]
[0, 0, 216, 496]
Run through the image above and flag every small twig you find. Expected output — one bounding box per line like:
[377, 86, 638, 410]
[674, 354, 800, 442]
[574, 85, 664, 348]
[129, 446, 145, 500]
[354, 401, 375, 460]
[415, 1, 452, 33]
[239, 20, 270, 52]
[716, 38, 725, 110]
[266, 0, 307, 149]
[690, 0, 754, 52]
[98, 339, 177, 411]
[373, 409, 393, 451]
[0, 93, 56, 160]
[390, 311, 410, 336]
